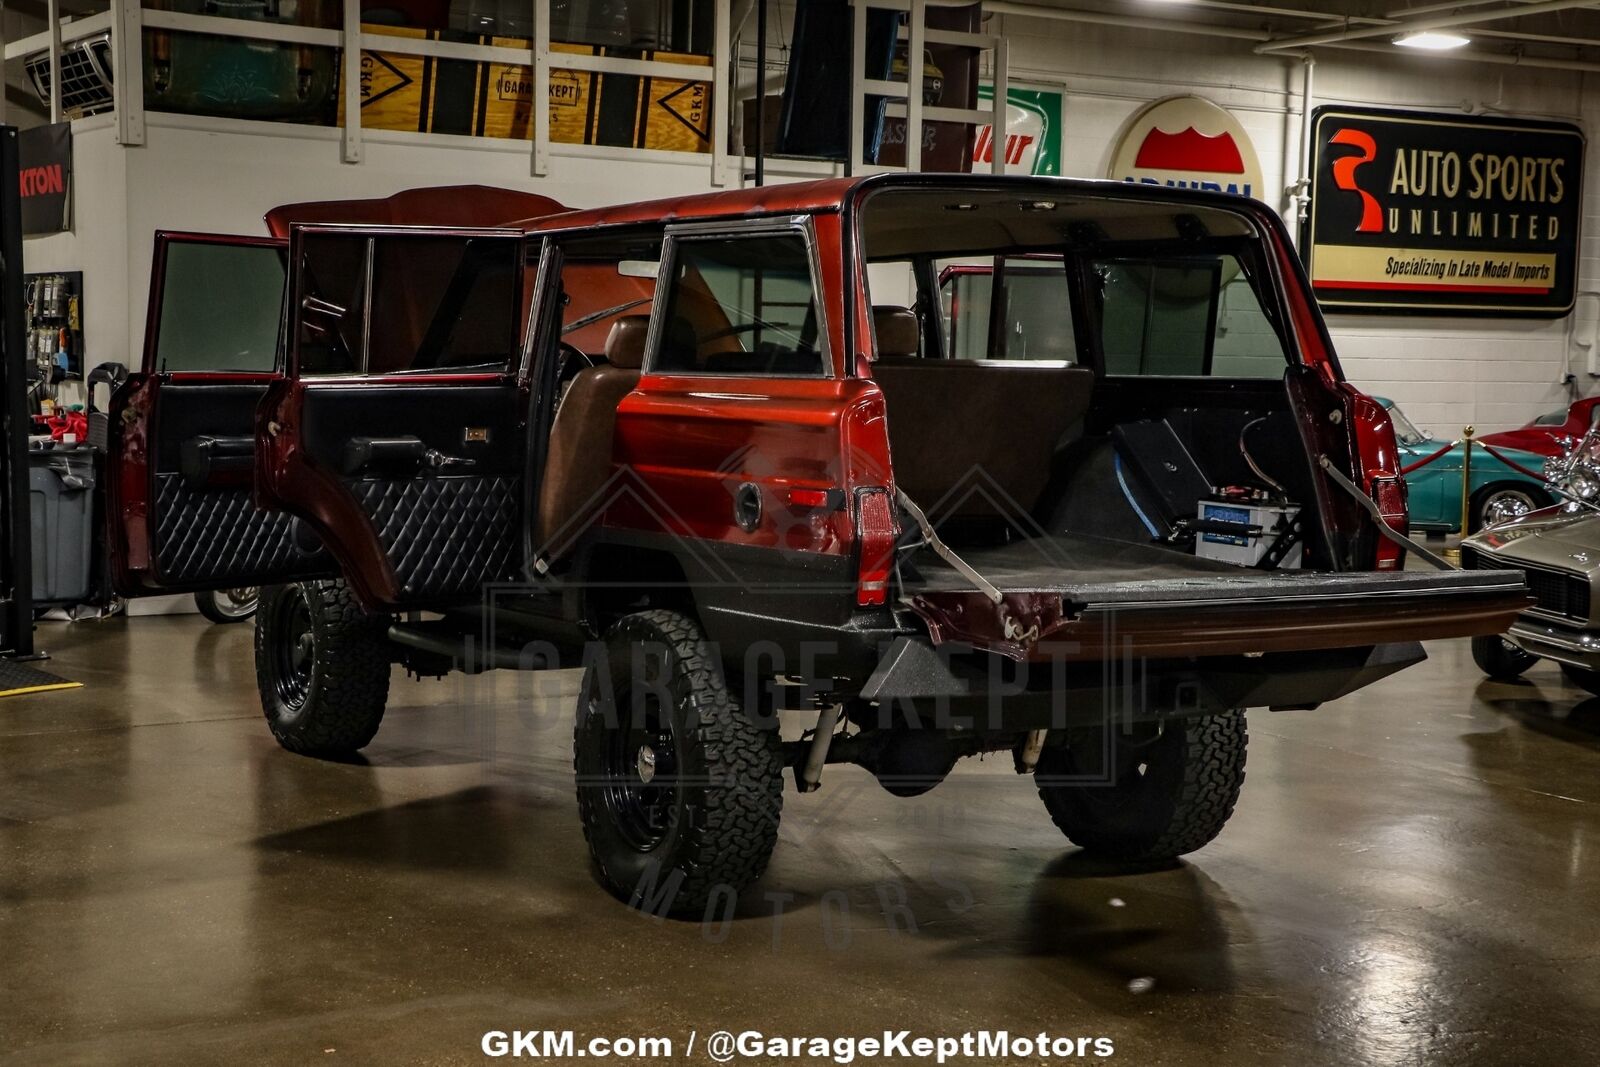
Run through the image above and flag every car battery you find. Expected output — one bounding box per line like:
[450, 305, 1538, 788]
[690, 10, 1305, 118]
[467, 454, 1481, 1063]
[1194, 496, 1302, 568]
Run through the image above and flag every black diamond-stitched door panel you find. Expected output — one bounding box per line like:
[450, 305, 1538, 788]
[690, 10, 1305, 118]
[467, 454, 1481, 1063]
[152, 476, 333, 588]
[347, 475, 520, 599]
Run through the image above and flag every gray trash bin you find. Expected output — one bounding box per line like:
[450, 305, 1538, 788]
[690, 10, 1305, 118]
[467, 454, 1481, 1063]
[29, 445, 97, 604]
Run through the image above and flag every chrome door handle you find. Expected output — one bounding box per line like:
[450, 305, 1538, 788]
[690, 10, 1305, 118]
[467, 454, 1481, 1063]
[424, 449, 476, 471]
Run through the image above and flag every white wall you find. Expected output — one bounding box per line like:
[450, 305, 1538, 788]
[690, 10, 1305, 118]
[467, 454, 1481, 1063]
[21, 20, 1599, 442]
[22, 112, 724, 393]
[993, 14, 1598, 439]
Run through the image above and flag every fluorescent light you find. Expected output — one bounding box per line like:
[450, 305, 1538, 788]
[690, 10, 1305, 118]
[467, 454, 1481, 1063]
[1394, 31, 1472, 50]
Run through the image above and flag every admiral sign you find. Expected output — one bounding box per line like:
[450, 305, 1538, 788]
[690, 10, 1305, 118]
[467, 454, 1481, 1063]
[1308, 106, 1584, 316]
[1108, 96, 1264, 199]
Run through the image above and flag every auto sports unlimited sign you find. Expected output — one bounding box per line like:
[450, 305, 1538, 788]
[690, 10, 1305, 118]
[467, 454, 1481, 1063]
[1308, 106, 1584, 316]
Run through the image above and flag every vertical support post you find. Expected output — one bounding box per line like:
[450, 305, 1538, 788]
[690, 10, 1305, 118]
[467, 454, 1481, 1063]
[906, 0, 925, 172]
[753, 0, 766, 186]
[0, 127, 33, 657]
[110, 0, 146, 146]
[710, 0, 731, 186]
[47, 0, 62, 125]
[1458, 425, 1475, 541]
[531, 0, 549, 177]
[989, 35, 1007, 175]
[341, 0, 362, 164]
[849, 0, 866, 175]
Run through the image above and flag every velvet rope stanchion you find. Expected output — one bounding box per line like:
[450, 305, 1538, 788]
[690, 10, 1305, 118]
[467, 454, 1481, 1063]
[1399, 441, 1457, 477]
[1478, 442, 1554, 485]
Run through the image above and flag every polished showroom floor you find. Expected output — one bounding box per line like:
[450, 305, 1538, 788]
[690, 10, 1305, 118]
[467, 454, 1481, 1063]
[5, 615, 1600, 1065]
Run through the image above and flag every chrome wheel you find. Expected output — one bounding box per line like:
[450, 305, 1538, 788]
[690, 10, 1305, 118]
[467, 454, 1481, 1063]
[1477, 488, 1539, 530]
[194, 586, 261, 624]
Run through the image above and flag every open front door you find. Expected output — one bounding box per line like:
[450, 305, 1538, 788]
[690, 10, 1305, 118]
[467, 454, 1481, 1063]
[256, 225, 532, 609]
[107, 232, 336, 595]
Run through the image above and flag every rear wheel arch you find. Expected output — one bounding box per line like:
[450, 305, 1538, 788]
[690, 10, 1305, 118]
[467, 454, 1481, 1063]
[578, 542, 698, 633]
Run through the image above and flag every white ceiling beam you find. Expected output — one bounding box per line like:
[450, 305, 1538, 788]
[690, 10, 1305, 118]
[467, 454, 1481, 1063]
[1255, 0, 1600, 53]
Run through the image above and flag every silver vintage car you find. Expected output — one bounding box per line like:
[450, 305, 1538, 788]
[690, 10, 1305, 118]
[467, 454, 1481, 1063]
[1463, 430, 1600, 692]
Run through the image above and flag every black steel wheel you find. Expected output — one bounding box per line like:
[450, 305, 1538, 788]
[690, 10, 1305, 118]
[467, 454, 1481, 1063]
[574, 609, 783, 915]
[1471, 634, 1537, 681]
[1036, 711, 1247, 862]
[255, 581, 391, 757]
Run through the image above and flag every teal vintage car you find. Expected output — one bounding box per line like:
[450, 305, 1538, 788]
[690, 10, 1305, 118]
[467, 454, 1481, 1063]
[1379, 397, 1552, 534]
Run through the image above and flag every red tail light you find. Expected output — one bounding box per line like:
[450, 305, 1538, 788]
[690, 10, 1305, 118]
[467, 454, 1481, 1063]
[855, 487, 898, 606]
[1369, 475, 1409, 570]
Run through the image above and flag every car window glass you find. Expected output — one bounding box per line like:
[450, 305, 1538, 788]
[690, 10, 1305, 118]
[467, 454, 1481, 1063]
[937, 256, 1075, 362]
[296, 234, 367, 375]
[296, 233, 520, 376]
[368, 235, 519, 373]
[154, 241, 285, 373]
[1094, 254, 1286, 378]
[654, 233, 824, 376]
[558, 239, 663, 357]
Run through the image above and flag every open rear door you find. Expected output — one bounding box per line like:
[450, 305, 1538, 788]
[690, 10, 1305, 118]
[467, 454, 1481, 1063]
[107, 232, 336, 595]
[255, 224, 532, 609]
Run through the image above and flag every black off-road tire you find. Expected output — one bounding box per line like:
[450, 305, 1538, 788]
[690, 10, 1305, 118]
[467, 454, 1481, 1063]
[1561, 662, 1600, 697]
[255, 581, 392, 757]
[574, 609, 784, 916]
[1036, 711, 1247, 861]
[1472, 634, 1537, 681]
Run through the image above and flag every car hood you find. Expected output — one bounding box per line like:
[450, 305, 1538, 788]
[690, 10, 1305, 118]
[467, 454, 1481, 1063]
[1466, 506, 1600, 573]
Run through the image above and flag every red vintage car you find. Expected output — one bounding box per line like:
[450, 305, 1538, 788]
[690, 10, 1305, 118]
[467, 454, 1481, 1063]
[103, 175, 1530, 914]
[1477, 396, 1600, 459]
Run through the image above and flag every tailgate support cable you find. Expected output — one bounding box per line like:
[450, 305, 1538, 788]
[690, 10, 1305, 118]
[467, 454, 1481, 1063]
[897, 491, 1040, 643]
[897, 491, 1004, 604]
[1316, 456, 1454, 571]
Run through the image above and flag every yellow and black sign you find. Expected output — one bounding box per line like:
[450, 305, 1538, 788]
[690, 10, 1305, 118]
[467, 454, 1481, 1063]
[341, 27, 712, 153]
[1308, 106, 1584, 317]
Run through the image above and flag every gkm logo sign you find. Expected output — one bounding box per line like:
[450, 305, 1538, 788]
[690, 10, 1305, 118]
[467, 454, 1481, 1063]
[1328, 128, 1383, 232]
[1108, 95, 1264, 198]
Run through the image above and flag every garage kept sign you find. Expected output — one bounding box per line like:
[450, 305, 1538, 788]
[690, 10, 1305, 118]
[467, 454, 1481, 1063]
[1307, 106, 1583, 317]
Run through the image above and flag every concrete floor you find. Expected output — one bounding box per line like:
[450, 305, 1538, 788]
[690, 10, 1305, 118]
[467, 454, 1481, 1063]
[5, 617, 1600, 1065]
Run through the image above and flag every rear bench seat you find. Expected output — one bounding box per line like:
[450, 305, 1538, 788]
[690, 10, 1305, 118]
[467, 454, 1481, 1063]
[869, 307, 1094, 519]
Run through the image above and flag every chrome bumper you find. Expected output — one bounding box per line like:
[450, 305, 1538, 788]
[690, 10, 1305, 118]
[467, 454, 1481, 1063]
[1507, 617, 1600, 670]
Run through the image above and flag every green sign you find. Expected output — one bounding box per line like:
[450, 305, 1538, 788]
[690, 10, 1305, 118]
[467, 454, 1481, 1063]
[975, 83, 1063, 177]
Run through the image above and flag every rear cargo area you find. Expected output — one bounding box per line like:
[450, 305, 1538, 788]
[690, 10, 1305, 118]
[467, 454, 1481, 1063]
[858, 182, 1530, 658]
[860, 183, 1344, 586]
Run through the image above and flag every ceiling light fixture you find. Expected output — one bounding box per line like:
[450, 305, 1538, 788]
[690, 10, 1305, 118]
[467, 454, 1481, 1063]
[1394, 31, 1472, 50]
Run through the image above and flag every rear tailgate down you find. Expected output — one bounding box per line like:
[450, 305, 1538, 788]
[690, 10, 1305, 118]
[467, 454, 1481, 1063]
[904, 565, 1532, 662]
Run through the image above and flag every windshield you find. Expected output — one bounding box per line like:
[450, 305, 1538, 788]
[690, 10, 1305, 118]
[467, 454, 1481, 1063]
[1386, 402, 1432, 447]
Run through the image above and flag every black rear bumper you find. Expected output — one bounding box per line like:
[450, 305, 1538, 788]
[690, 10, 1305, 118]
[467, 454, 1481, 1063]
[855, 637, 1427, 731]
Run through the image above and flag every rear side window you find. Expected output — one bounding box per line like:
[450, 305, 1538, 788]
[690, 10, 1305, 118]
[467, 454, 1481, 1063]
[154, 241, 285, 373]
[1093, 254, 1286, 378]
[653, 233, 825, 376]
[939, 257, 1076, 362]
[295, 231, 522, 376]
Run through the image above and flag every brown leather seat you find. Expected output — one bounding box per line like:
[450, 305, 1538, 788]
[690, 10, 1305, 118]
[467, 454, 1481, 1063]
[872, 305, 921, 359]
[867, 307, 1095, 519]
[535, 316, 647, 555]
